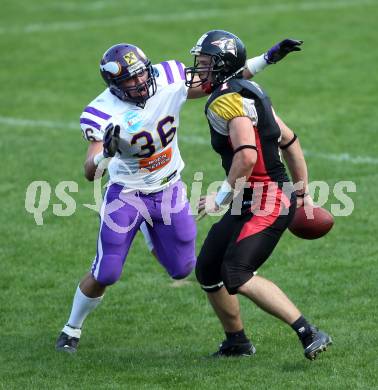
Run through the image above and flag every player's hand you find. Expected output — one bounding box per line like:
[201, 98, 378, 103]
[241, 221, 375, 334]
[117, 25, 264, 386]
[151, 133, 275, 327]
[296, 193, 314, 208]
[103, 123, 120, 158]
[264, 39, 303, 64]
[197, 193, 220, 221]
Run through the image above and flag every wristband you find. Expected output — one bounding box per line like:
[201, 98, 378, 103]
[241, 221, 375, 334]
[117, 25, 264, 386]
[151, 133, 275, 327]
[246, 54, 268, 75]
[215, 180, 233, 207]
[93, 152, 105, 166]
[296, 192, 309, 198]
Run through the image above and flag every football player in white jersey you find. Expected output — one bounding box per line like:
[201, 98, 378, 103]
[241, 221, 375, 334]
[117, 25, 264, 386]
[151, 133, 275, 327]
[56, 39, 303, 353]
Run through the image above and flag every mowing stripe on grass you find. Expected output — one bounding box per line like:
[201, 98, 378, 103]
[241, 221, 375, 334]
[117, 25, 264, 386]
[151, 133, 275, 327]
[1, 115, 377, 165]
[0, 0, 376, 35]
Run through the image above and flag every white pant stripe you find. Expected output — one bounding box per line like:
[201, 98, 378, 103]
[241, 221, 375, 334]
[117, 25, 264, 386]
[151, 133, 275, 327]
[201, 281, 224, 290]
[92, 186, 110, 279]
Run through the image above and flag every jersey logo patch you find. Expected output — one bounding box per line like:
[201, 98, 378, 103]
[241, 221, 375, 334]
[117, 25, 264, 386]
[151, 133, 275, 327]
[139, 147, 172, 172]
[123, 111, 143, 133]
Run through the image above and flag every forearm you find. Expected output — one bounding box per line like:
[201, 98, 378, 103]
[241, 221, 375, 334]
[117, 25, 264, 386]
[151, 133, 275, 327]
[215, 158, 253, 208]
[227, 154, 254, 188]
[214, 153, 255, 208]
[243, 54, 268, 78]
[282, 141, 308, 194]
[215, 117, 257, 207]
[84, 158, 99, 181]
[84, 142, 107, 181]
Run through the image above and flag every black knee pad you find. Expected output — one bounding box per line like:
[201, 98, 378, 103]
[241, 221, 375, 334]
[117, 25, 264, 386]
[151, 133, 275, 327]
[221, 260, 257, 295]
[195, 254, 224, 292]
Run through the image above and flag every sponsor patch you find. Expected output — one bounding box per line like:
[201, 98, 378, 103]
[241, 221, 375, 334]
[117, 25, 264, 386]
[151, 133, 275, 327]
[124, 52, 138, 65]
[123, 111, 143, 133]
[139, 147, 172, 172]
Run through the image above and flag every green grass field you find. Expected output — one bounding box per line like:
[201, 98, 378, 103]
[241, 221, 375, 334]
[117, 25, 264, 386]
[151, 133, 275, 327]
[1, 0, 378, 388]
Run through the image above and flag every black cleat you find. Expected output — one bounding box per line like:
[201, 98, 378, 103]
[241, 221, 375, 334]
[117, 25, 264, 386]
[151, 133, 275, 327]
[212, 339, 256, 357]
[56, 331, 80, 354]
[303, 326, 332, 360]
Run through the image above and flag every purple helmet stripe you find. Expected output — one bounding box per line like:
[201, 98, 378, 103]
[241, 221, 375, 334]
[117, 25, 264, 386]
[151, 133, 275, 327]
[80, 117, 101, 130]
[84, 106, 111, 120]
[161, 61, 174, 84]
[175, 60, 185, 80]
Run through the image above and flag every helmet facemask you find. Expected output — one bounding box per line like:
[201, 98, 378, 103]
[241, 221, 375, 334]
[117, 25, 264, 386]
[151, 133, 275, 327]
[185, 54, 224, 93]
[110, 63, 157, 106]
[185, 53, 243, 93]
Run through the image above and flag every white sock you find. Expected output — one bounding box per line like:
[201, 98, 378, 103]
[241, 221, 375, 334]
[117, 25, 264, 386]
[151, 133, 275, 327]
[62, 325, 81, 338]
[65, 286, 103, 331]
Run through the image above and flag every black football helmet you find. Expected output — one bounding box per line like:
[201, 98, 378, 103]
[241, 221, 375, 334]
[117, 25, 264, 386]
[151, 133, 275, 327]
[100, 43, 157, 105]
[185, 30, 247, 93]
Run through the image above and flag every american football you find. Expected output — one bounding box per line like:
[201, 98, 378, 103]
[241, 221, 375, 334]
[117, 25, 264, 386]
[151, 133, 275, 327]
[289, 206, 334, 239]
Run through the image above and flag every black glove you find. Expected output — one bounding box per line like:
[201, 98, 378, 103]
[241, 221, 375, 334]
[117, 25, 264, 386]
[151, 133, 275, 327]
[264, 39, 303, 64]
[103, 123, 120, 158]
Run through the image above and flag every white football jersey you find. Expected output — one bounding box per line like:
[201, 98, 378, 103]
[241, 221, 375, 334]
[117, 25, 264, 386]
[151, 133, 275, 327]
[80, 60, 188, 193]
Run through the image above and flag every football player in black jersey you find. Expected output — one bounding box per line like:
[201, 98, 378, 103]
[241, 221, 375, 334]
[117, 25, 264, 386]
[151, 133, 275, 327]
[185, 30, 332, 360]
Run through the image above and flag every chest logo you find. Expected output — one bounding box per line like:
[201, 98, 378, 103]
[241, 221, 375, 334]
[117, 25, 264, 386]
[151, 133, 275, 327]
[123, 111, 143, 133]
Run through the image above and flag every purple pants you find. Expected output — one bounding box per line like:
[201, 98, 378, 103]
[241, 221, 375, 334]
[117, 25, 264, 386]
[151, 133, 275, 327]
[91, 180, 197, 285]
